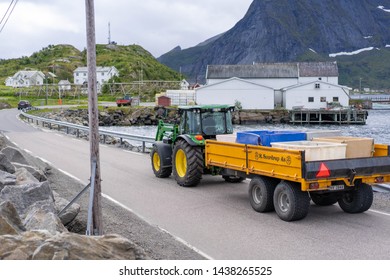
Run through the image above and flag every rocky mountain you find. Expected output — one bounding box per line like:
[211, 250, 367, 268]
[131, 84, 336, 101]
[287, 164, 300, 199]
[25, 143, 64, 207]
[158, 0, 390, 87]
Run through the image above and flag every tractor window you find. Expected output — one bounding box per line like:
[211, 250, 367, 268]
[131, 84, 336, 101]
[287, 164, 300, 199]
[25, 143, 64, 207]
[202, 111, 232, 135]
[183, 111, 201, 134]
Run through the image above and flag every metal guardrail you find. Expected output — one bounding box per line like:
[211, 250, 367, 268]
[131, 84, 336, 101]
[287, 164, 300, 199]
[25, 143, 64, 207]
[20, 110, 155, 152]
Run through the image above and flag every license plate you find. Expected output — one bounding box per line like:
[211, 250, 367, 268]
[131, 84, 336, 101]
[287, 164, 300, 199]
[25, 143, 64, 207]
[328, 185, 345, 191]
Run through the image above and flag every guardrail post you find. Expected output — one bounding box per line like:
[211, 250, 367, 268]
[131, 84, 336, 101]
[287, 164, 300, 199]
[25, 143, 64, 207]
[142, 141, 146, 153]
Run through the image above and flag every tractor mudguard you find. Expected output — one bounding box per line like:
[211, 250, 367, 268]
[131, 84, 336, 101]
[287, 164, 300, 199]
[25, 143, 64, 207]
[154, 142, 173, 167]
[176, 135, 204, 147]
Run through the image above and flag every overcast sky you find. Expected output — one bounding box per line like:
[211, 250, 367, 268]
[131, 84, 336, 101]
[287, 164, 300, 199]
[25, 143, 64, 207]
[0, 0, 253, 59]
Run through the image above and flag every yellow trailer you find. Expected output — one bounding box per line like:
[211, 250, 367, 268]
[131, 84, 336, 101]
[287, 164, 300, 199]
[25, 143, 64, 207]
[204, 140, 390, 221]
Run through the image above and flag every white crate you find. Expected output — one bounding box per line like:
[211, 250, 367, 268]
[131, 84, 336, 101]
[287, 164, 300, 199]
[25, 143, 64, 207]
[312, 136, 374, 158]
[216, 134, 237, 143]
[271, 141, 347, 161]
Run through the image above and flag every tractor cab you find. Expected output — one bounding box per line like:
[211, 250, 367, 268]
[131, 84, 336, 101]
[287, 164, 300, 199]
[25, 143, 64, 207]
[178, 105, 235, 139]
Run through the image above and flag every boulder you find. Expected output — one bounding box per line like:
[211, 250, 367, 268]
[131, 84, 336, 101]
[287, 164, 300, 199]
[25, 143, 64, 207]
[23, 201, 67, 234]
[0, 201, 26, 235]
[0, 135, 7, 151]
[0, 181, 54, 219]
[53, 191, 80, 225]
[0, 232, 147, 260]
[15, 167, 39, 185]
[1, 146, 29, 165]
[12, 163, 47, 182]
[0, 170, 16, 191]
[0, 152, 15, 174]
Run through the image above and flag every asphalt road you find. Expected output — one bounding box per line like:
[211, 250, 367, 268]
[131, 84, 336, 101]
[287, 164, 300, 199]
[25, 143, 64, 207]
[1, 108, 390, 259]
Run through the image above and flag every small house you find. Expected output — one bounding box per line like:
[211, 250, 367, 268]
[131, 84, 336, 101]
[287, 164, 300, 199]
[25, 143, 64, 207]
[6, 70, 45, 88]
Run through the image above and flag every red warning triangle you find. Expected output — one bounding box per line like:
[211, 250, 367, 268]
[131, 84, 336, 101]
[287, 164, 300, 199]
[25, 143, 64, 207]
[316, 163, 330, 178]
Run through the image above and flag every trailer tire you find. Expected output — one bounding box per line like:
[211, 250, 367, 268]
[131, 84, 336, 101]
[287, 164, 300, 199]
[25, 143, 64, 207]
[173, 139, 203, 187]
[223, 175, 245, 183]
[249, 176, 278, 212]
[310, 192, 338, 206]
[151, 146, 172, 178]
[338, 183, 373, 213]
[273, 181, 310, 221]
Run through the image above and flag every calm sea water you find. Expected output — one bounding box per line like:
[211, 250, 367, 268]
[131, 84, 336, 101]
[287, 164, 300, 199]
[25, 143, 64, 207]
[103, 109, 390, 145]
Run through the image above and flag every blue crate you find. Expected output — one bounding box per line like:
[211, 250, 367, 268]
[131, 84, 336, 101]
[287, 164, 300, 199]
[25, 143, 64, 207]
[236, 130, 306, 146]
[236, 130, 270, 145]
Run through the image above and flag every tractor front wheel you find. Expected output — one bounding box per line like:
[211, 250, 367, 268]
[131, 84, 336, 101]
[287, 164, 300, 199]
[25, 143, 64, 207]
[173, 140, 203, 187]
[151, 145, 172, 178]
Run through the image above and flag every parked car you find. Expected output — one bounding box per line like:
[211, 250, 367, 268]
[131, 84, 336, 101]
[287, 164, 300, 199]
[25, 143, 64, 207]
[17, 100, 32, 110]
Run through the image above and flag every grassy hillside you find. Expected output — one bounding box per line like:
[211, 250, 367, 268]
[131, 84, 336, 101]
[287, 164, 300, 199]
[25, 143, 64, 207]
[0, 44, 181, 85]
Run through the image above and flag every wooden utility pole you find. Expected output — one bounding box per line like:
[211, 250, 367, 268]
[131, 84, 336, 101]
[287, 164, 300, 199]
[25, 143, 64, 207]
[85, 0, 103, 235]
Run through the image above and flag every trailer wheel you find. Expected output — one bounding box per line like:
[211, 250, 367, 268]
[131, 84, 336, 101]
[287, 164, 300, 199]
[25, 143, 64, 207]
[338, 183, 373, 213]
[223, 175, 245, 183]
[151, 146, 172, 178]
[249, 176, 278, 212]
[273, 181, 310, 221]
[173, 139, 203, 187]
[310, 192, 339, 206]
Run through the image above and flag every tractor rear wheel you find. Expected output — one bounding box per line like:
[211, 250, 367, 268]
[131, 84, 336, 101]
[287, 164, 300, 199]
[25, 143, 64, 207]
[151, 146, 172, 178]
[173, 139, 203, 187]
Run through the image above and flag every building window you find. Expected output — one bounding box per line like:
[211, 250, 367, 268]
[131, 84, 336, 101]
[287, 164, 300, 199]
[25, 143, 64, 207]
[308, 97, 314, 102]
[320, 97, 326, 102]
[333, 97, 339, 102]
[84, 73, 86, 76]
[76, 73, 79, 76]
[315, 83, 320, 89]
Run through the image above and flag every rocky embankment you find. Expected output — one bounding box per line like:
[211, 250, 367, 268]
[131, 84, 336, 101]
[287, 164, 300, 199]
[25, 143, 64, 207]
[36, 107, 290, 127]
[0, 133, 146, 260]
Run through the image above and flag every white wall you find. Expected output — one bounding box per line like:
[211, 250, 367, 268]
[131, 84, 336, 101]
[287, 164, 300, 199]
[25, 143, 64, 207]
[196, 79, 274, 110]
[283, 83, 349, 110]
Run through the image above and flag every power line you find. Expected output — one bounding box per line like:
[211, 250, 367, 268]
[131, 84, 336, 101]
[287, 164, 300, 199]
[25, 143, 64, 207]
[0, 0, 15, 27]
[0, 0, 18, 34]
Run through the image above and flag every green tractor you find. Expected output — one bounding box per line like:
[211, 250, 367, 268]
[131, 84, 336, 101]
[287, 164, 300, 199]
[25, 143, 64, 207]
[151, 105, 243, 187]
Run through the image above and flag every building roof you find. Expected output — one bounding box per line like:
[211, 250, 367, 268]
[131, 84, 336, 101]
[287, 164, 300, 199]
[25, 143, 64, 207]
[13, 70, 45, 79]
[206, 62, 338, 79]
[298, 61, 338, 77]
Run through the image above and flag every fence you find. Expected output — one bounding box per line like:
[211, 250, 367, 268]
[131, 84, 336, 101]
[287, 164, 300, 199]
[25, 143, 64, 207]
[20, 110, 155, 153]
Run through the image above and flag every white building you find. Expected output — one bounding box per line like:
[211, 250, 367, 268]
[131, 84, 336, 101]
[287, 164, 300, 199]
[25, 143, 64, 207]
[6, 70, 45, 88]
[282, 81, 350, 110]
[73, 66, 119, 86]
[196, 78, 274, 110]
[197, 61, 347, 110]
[58, 80, 72, 91]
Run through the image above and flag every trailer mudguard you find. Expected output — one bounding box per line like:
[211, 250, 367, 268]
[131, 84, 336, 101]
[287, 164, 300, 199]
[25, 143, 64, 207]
[153, 142, 172, 167]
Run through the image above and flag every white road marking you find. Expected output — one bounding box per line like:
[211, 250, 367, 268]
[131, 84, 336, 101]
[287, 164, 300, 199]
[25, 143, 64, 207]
[368, 209, 390, 216]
